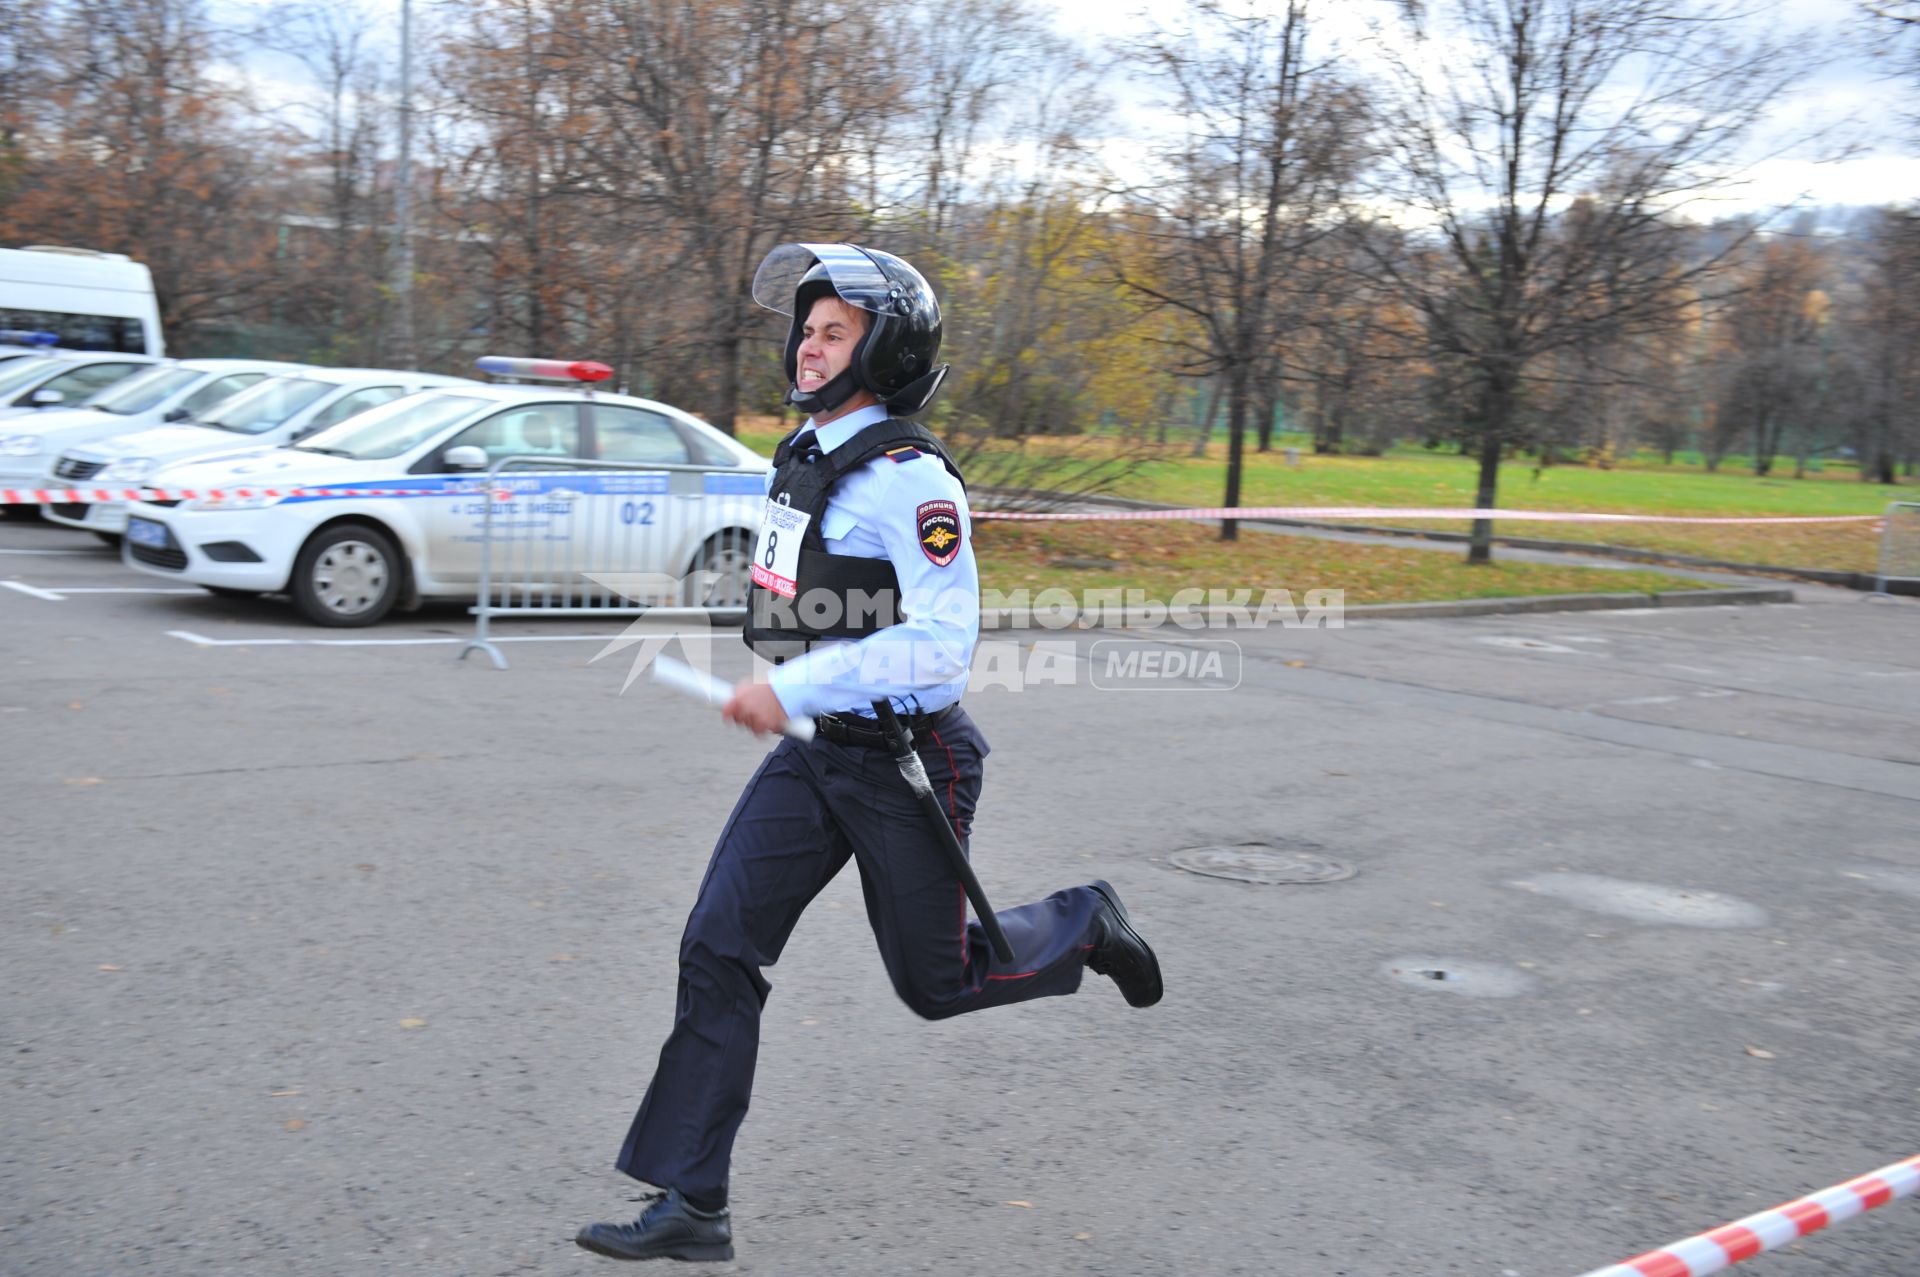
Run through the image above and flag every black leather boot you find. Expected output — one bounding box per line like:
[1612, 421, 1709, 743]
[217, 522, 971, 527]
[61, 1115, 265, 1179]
[575, 1188, 734, 1262]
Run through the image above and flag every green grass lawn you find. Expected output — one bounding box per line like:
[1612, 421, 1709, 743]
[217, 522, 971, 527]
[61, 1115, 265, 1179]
[974, 520, 1716, 604]
[727, 413, 1901, 591]
[987, 435, 1903, 572]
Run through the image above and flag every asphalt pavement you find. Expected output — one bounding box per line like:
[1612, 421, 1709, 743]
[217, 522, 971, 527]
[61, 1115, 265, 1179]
[4, 515, 1918, 1277]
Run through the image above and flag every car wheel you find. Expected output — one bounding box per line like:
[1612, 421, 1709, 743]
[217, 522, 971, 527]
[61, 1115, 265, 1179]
[291, 523, 401, 626]
[92, 531, 121, 547]
[688, 529, 753, 609]
[202, 585, 257, 600]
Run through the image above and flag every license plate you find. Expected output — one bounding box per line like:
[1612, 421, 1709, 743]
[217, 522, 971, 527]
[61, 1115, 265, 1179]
[126, 518, 169, 548]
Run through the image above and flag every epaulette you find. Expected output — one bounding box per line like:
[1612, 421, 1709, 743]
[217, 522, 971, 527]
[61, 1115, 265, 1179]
[883, 445, 923, 463]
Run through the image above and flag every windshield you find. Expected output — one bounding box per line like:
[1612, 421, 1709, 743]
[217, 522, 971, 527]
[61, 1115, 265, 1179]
[291, 393, 487, 460]
[200, 377, 332, 434]
[0, 357, 59, 396]
[90, 366, 203, 415]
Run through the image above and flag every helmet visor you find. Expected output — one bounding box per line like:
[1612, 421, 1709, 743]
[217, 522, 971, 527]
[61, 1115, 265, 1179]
[752, 242, 899, 317]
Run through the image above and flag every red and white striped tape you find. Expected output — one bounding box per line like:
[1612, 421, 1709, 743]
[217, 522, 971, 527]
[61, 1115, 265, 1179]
[974, 505, 1881, 526]
[1576, 1153, 1920, 1277]
[0, 486, 480, 505]
[0, 488, 1884, 526]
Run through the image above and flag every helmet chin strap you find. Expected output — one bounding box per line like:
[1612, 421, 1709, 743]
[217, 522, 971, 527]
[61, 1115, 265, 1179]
[786, 367, 862, 417]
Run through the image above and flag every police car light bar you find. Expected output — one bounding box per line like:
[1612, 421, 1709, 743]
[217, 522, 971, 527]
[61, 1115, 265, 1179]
[475, 355, 613, 383]
[0, 330, 60, 346]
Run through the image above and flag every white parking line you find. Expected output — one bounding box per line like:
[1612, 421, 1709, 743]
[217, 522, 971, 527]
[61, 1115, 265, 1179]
[4, 582, 202, 601]
[166, 629, 630, 648]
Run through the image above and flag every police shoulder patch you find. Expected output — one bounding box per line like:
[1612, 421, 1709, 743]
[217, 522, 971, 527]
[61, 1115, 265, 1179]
[916, 499, 963, 566]
[884, 445, 922, 463]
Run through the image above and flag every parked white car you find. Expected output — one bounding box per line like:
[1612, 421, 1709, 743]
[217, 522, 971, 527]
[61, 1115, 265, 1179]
[0, 359, 307, 510]
[43, 366, 477, 538]
[0, 350, 161, 422]
[122, 377, 767, 625]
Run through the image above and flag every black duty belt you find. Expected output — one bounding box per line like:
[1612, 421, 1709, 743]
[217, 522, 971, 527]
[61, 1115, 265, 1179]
[814, 704, 959, 749]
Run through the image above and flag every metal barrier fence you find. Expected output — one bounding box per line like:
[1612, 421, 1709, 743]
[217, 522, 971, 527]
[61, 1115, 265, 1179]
[1873, 501, 1920, 598]
[458, 454, 763, 669]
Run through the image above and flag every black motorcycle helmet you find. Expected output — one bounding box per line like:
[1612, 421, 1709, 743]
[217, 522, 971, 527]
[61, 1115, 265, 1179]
[751, 242, 948, 417]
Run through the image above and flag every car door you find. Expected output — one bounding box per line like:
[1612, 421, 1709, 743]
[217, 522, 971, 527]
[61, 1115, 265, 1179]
[585, 402, 697, 586]
[421, 401, 588, 584]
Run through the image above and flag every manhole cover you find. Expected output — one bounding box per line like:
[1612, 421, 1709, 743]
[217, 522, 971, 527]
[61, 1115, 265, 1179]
[1168, 843, 1355, 885]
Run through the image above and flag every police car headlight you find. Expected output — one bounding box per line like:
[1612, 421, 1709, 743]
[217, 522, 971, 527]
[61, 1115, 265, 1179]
[97, 457, 156, 481]
[188, 493, 283, 511]
[0, 434, 44, 457]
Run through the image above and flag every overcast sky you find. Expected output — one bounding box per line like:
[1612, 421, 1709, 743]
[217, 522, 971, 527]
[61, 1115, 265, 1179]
[239, 0, 1916, 217]
[1040, 0, 1918, 214]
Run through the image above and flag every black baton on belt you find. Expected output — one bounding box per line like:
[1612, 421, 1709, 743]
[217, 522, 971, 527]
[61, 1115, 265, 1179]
[871, 700, 1015, 964]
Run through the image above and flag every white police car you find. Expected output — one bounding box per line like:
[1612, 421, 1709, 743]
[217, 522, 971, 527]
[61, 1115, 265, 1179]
[7, 359, 310, 515]
[43, 365, 475, 538]
[0, 349, 161, 421]
[121, 359, 769, 626]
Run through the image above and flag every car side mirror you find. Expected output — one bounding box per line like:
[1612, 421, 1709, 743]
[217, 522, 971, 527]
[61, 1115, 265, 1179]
[443, 445, 490, 472]
[164, 407, 191, 422]
[29, 389, 63, 407]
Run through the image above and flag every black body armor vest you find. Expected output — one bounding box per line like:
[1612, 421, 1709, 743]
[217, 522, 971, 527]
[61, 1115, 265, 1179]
[742, 418, 965, 664]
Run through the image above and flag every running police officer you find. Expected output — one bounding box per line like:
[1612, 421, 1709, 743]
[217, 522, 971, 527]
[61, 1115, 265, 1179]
[575, 243, 1163, 1263]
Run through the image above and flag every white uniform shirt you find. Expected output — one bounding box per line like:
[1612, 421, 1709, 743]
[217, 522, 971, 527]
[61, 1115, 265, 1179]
[763, 403, 979, 720]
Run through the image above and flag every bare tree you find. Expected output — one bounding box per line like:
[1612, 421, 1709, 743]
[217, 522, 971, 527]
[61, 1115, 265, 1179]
[0, 0, 292, 348]
[1116, 0, 1366, 538]
[1360, 0, 1804, 562]
[275, 1, 392, 363]
[1838, 208, 1920, 482]
[552, 0, 901, 432]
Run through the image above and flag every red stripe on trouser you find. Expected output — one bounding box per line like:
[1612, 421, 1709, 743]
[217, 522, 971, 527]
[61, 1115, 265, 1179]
[929, 723, 1039, 982]
[1704, 1224, 1763, 1262]
[930, 724, 968, 971]
[928, 725, 959, 833]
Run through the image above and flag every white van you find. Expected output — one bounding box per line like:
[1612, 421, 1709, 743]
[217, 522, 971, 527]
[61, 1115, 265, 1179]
[0, 246, 165, 357]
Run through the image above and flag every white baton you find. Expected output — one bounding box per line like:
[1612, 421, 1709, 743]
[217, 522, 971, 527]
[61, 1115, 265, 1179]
[651, 656, 816, 742]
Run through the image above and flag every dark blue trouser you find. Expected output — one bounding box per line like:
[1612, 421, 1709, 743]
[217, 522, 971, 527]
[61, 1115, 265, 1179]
[615, 706, 1102, 1201]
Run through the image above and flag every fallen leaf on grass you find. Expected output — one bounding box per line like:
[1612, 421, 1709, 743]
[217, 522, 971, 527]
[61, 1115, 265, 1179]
[1004, 1201, 1033, 1209]
[1743, 1045, 1775, 1059]
[283, 1119, 306, 1132]
[399, 1018, 428, 1030]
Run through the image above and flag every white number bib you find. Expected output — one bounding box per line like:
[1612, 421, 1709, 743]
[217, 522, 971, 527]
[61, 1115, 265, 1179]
[751, 499, 812, 597]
